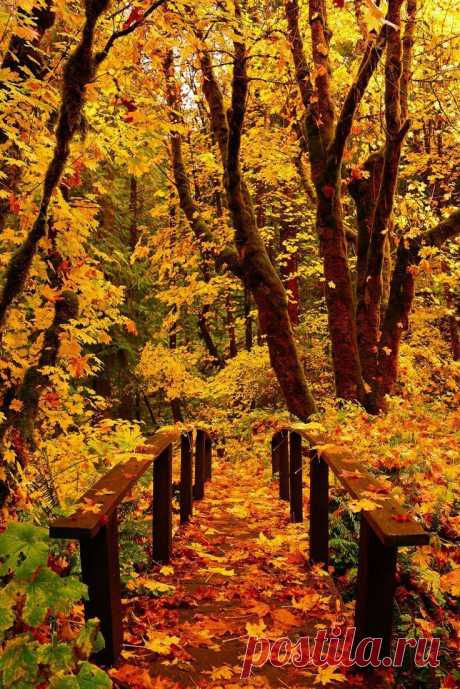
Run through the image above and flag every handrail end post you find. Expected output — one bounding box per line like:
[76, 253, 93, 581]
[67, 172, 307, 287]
[79, 513, 122, 665]
[354, 516, 398, 658]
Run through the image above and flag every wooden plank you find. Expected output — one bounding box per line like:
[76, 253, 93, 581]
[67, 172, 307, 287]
[79, 512, 123, 664]
[354, 517, 398, 657]
[309, 450, 329, 565]
[50, 429, 179, 540]
[289, 432, 303, 523]
[307, 442, 429, 547]
[180, 431, 193, 524]
[153, 444, 173, 564]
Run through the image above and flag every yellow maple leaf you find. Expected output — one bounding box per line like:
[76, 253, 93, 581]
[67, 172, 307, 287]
[208, 566, 235, 577]
[145, 632, 180, 655]
[246, 620, 266, 636]
[74, 497, 103, 514]
[314, 665, 346, 685]
[94, 488, 115, 496]
[348, 498, 382, 512]
[362, 0, 399, 33]
[142, 579, 175, 595]
[314, 443, 340, 458]
[210, 665, 234, 680]
[160, 565, 174, 576]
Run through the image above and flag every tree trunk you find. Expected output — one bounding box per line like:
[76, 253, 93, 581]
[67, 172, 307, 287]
[0, 0, 111, 332]
[285, 0, 388, 403]
[193, 25, 316, 419]
[373, 209, 460, 409]
[0, 291, 79, 506]
[224, 15, 316, 420]
[198, 306, 224, 369]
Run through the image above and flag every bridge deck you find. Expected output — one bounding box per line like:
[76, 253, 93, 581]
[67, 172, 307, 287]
[109, 453, 387, 688]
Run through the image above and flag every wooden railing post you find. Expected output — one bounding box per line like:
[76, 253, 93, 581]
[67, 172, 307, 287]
[309, 449, 329, 565]
[153, 443, 173, 564]
[204, 432, 212, 481]
[271, 432, 281, 476]
[79, 512, 122, 665]
[279, 430, 290, 501]
[354, 517, 398, 657]
[289, 431, 303, 523]
[193, 429, 205, 500]
[180, 431, 193, 524]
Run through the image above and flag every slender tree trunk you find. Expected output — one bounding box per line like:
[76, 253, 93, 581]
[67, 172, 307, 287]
[226, 296, 238, 358]
[279, 211, 300, 327]
[0, 1, 55, 232]
[0, 291, 79, 506]
[168, 311, 184, 423]
[373, 209, 460, 409]
[355, 0, 410, 402]
[198, 305, 224, 368]
[129, 176, 138, 250]
[244, 286, 253, 351]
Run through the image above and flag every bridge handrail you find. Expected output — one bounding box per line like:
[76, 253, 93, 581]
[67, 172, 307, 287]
[49, 425, 212, 665]
[270, 425, 429, 657]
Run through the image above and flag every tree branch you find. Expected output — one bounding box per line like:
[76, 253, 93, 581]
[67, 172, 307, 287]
[95, 0, 168, 65]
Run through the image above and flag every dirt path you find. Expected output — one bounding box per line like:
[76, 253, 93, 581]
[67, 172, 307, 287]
[111, 452, 386, 689]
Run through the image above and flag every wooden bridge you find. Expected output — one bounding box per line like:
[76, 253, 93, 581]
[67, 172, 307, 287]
[49, 425, 429, 682]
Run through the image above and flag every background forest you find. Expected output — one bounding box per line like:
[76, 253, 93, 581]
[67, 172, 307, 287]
[0, 0, 459, 687]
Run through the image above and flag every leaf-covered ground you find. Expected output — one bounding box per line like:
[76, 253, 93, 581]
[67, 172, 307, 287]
[110, 451, 389, 689]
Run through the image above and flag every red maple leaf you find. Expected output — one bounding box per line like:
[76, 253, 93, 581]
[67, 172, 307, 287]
[123, 7, 144, 30]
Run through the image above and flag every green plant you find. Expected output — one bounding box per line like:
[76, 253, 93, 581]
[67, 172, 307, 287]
[0, 522, 112, 689]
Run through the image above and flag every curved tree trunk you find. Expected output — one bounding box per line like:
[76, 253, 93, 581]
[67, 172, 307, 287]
[0, 0, 111, 332]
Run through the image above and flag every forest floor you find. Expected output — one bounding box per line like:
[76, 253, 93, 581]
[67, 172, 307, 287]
[109, 451, 391, 689]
